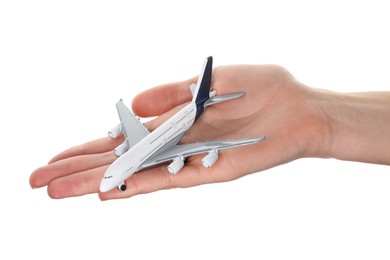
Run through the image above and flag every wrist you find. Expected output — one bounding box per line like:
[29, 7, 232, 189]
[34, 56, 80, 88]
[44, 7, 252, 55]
[299, 88, 338, 159]
[310, 89, 390, 164]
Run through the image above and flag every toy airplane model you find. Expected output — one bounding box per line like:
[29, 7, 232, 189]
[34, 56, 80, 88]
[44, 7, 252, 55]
[100, 56, 265, 192]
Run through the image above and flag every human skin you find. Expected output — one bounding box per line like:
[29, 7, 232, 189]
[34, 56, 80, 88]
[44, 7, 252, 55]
[29, 65, 390, 200]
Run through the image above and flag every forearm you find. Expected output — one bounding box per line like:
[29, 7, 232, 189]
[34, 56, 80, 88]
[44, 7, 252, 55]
[318, 90, 390, 164]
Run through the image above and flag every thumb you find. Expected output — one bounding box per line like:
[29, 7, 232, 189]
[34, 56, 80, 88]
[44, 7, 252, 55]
[131, 78, 196, 117]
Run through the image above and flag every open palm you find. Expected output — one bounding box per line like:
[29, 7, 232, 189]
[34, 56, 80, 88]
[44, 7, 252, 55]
[30, 65, 329, 200]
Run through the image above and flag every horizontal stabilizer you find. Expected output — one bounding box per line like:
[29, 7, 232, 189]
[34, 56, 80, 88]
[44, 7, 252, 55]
[189, 83, 197, 96]
[204, 92, 245, 107]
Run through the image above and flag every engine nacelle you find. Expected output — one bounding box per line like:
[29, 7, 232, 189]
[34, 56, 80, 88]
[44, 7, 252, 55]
[167, 157, 185, 174]
[114, 140, 129, 157]
[201, 150, 218, 168]
[108, 123, 123, 139]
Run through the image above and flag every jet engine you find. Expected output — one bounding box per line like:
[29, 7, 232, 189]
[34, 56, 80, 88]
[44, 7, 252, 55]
[201, 150, 218, 168]
[114, 140, 129, 157]
[108, 123, 123, 139]
[167, 157, 185, 174]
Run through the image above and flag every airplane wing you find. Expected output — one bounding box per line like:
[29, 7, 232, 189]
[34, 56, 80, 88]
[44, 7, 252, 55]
[116, 99, 150, 148]
[139, 137, 265, 170]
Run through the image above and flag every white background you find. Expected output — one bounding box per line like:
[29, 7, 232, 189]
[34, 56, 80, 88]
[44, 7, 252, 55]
[1, 1, 389, 259]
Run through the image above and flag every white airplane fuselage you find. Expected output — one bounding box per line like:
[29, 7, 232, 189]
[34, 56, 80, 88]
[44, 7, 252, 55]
[99, 57, 264, 193]
[100, 102, 196, 192]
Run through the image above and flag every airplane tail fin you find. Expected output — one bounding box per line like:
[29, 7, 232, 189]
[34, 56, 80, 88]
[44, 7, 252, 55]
[192, 56, 213, 120]
[191, 56, 245, 121]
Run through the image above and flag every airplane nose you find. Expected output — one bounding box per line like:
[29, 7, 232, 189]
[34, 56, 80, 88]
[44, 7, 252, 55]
[99, 181, 108, 192]
[100, 149, 138, 192]
[100, 178, 114, 192]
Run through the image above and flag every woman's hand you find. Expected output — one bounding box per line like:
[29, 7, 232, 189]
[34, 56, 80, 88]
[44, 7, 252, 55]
[30, 64, 390, 200]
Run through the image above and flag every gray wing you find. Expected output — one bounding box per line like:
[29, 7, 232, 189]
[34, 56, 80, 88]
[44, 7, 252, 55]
[139, 137, 265, 170]
[116, 100, 150, 148]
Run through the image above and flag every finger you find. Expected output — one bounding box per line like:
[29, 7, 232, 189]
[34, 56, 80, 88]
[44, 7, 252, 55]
[132, 78, 195, 117]
[30, 151, 117, 188]
[47, 165, 108, 199]
[98, 158, 220, 200]
[48, 136, 124, 164]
